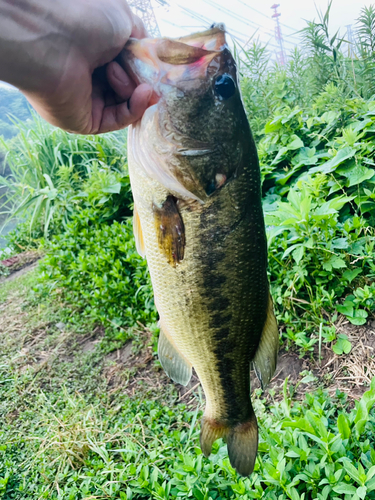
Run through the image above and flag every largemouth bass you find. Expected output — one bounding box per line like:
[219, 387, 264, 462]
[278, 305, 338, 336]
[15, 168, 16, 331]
[119, 25, 279, 476]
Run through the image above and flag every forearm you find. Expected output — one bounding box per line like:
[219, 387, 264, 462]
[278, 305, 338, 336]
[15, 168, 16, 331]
[0, 0, 76, 91]
[0, 0, 133, 92]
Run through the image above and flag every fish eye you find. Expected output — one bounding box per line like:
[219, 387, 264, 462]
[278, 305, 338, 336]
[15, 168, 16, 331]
[214, 74, 236, 99]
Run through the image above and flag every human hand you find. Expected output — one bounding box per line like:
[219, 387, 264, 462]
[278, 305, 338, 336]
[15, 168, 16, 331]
[0, 0, 153, 134]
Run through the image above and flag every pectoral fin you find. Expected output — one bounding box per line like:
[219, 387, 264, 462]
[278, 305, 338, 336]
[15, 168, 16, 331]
[158, 325, 192, 386]
[133, 205, 146, 258]
[253, 294, 279, 389]
[153, 195, 185, 267]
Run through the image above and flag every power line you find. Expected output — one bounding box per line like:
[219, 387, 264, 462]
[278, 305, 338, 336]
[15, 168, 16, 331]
[176, 5, 214, 28]
[176, 5, 249, 44]
[231, 0, 300, 36]
[176, 3, 282, 50]
[162, 19, 193, 32]
[200, 0, 297, 46]
[177, 3, 271, 46]
[155, 0, 300, 45]
[203, 0, 273, 34]
[160, 1, 288, 54]
[200, 0, 274, 38]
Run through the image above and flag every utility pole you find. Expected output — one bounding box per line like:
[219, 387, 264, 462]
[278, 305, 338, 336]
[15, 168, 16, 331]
[271, 4, 286, 66]
[128, 0, 161, 38]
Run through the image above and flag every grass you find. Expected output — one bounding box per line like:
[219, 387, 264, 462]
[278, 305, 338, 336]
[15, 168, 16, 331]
[0, 269, 188, 499]
[1, 268, 375, 500]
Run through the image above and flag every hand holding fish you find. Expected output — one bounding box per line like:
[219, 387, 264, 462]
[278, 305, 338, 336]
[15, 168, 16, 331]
[0, 0, 152, 134]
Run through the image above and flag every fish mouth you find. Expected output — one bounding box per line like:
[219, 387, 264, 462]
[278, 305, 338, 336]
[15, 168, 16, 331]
[122, 26, 240, 203]
[117, 25, 229, 99]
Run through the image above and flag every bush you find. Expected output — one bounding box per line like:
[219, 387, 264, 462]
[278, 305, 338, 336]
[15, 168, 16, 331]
[255, 89, 375, 352]
[266, 176, 375, 351]
[37, 206, 156, 333]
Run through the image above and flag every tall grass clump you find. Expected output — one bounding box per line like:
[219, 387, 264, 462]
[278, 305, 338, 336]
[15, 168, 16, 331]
[0, 114, 130, 239]
[355, 5, 375, 99]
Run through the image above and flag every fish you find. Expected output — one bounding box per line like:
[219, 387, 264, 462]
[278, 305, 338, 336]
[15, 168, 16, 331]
[118, 25, 279, 476]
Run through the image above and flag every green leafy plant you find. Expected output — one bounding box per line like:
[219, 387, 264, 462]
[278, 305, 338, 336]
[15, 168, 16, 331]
[332, 333, 352, 354]
[36, 206, 156, 334]
[0, 262, 9, 277]
[337, 296, 369, 326]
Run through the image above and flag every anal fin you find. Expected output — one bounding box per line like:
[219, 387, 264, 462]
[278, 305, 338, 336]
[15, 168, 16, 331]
[253, 293, 279, 389]
[158, 325, 192, 386]
[133, 204, 146, 258]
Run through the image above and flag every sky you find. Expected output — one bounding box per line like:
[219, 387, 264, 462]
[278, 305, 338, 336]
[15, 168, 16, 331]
[0, 0, 372, 89]
[152, 0, 373, 56]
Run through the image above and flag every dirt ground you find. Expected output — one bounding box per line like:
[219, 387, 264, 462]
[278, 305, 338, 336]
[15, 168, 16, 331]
[103, 319, 375, 405]
[2, 259, 374, 406]
[0, 250, 41, 283]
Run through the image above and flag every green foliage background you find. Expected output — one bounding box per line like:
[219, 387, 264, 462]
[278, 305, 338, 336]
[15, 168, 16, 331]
[1, 3, 375, 499]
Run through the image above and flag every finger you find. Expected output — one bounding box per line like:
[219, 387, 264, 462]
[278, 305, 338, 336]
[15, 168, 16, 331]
[131, 14, 149, 38]
[106, 61, 136, 101]
[96, 83, 152, 134]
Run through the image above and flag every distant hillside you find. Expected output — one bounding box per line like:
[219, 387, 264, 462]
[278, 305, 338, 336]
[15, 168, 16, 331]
[0, 85, 32, 140]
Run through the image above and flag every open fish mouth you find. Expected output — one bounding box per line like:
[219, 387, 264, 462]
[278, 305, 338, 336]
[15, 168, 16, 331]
[118, 25, 230, 100]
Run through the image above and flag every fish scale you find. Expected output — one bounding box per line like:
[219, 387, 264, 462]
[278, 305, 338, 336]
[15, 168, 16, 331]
[121, 25, 279, 476]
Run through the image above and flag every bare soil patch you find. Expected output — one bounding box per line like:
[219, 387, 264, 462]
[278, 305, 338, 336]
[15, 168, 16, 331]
[0, 251, 41, 283]
[1, 263, 374, 405]
[310, 319, 375, 399]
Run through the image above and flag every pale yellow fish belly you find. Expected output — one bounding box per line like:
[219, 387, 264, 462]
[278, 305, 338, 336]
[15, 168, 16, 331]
[128, 132, 227, 420]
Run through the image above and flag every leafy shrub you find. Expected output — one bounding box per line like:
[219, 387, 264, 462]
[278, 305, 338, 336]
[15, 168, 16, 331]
[37, 206, 156, 333]
[266, 175, 375, 346]
[4, 220, 47, 254]
[255, 88, 375, 350]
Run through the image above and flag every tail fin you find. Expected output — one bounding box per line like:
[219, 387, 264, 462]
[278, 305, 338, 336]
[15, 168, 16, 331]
[200, 412, 258, 476]
[200, 417, 228, 457]
[227, 414, 258, 476]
